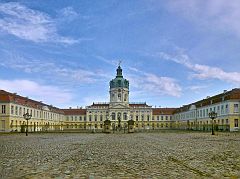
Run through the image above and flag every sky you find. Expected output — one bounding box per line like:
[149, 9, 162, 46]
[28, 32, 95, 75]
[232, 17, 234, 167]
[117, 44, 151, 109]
[0, 0, 240, 109]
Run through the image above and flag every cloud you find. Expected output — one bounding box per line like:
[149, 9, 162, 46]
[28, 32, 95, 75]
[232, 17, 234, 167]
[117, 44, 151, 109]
[0, 52, 109, 84]
[93, 57, 182, 97]
[187, 85, 208, 93]
[159, 51, 240, 85]
[94, 55, 120, 66]
[128, 68, 182, 97]
[0, 79, 73, 105]
[0, 2, 78, 44]
[59, 7, 78, 20]
[167, 0, 240, 38]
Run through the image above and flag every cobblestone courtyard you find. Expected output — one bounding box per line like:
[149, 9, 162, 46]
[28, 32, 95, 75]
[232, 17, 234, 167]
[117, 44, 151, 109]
[1, 132, 240, 179]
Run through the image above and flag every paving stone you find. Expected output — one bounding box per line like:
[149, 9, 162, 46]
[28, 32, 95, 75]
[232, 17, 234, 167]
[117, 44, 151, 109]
[0, 132, 240, 178]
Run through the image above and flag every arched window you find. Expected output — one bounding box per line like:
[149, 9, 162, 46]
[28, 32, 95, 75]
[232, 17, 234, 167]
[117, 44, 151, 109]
[117, 112, 121, 120]
[112, 113, 115, 120]
[124, 94, 127, 101]
[118, 93, 121, 101]
[124, 112, 127, 120]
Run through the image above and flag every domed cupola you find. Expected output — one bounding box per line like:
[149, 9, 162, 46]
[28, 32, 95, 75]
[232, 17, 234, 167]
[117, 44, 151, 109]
[109, 65, 129, 104]
[110, 65, 129, 89]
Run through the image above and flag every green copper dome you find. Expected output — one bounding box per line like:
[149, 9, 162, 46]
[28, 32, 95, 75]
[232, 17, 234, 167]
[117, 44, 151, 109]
[110, 66, 129, 89]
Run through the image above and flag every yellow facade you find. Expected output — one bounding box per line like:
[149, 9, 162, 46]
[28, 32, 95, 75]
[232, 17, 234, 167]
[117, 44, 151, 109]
[0, 65, 239, 133]
[173, 93, 240, 132]
[0, 100, 64, 132]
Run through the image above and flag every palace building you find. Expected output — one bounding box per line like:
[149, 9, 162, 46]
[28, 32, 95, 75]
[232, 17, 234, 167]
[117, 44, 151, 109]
[0, 65, 239, 132]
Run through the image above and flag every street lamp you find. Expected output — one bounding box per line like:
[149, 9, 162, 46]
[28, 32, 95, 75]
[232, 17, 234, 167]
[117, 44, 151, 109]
[209, 111, 217, 135]
[23, 112, 32, 136]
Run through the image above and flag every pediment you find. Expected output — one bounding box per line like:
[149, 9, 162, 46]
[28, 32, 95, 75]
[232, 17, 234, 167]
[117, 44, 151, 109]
[110, 103, 129, 109]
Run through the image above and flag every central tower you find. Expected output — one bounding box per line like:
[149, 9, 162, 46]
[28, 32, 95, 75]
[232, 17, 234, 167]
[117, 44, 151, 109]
[109, 65, 129, 108]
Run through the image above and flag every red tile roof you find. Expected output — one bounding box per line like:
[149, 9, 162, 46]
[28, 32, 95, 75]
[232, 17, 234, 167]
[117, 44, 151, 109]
[174, 88, 240, 113]
[90, 103, 109, 107]
[62, 109, 86, 115]
[152, 108, 176, 115]
[0, 90, 64, 114]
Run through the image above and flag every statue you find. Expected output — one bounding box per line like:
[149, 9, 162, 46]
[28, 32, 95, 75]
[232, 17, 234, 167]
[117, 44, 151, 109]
[118, 60, 122, 66]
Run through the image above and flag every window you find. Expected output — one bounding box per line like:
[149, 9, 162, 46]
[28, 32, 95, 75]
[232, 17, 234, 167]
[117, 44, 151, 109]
[136, 115, 139, 121]
[1, 105, 6, 114]
[225, 104, 229, 113]
[19, 107, 22, 116]
[234, 119, 238, 127]
[124, 113, 127, 120]
[226, 119, 229, 124]
[234, 104, 239, 113]
[89, 115, 92, 121]
[95, 115, 97, 121]
[157, 116, 159, 120]
[161, 116, 163, 120]
[124, 94, 127, 101]
[146, 115, 149, 121]
[112, 113, 115, 120]
[11, 105, 14, 114]
[166, 116, 168, 120]
[141, 115, 144, 121]
[221, 105, 224, 114]
[79, 116, 82, 121]
[118, 93, 121, 101]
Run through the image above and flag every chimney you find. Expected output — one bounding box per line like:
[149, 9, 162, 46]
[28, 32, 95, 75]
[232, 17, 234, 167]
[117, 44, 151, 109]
[223, 90, 227, 93]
